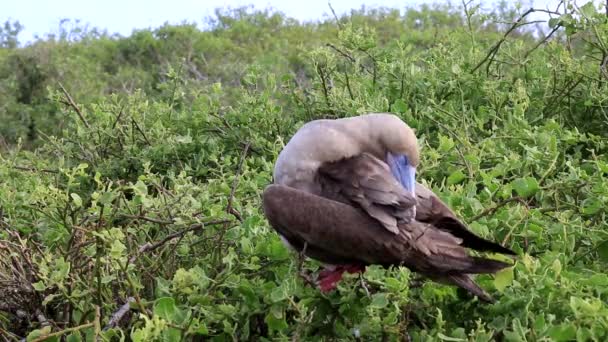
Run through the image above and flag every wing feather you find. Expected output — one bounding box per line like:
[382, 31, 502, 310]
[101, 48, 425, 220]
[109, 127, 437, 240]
[317, 153, 416, 234]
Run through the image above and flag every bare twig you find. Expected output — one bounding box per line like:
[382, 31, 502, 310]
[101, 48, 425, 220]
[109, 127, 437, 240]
[601, 54, 608, 80]
[128, 219, 232, 264]
[35, 309, 50, 328]
[523, 24, 561, 59]
[94, 305, 101, 340]
[226, 142, 251, 222]
[58, 82, 90, 129]
[317, 65, 332, 109]
[120, 214, 174, 225]
[471, 8, 538, 74]
[469, 197, 529, 222]
[9, 165, 59, 174]
[103, 297, 135, 331]
[325, 43, 355, 63]
[327, 1, 343, 29]
[131, 118, 151, 146]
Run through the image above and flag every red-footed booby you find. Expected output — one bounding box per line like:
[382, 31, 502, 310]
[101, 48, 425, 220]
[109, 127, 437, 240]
[263, 113, 515, 302]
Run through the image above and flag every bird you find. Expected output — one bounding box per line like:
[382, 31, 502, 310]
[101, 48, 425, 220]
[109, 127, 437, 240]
[262, 113, 515, 302]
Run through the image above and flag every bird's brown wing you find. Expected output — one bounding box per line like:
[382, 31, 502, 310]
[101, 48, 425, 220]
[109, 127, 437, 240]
[316, 152, 416, 234]
[414, 183, 516, 256]
[262, 184, 511, 278]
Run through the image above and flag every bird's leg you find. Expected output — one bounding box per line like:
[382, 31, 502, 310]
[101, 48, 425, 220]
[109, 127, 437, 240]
[296, 242, 315, 287]
[316, 264, 366, 293]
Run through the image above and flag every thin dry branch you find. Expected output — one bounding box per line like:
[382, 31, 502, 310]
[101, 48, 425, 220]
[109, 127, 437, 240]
[128, 218, 232, 264]
[601, 54, 608, 80]
[523, 24, 561, 59]
[325, 43, 356, 63]
[120, 214, 174, 225]
[327, 1, 343, 30]
[469, 197, 529, 222]
[103, 297, 135, 331]
[226, 142, 251, 222]
[471, 8, 540, 74]
[9, 165, 59, 174]
[58, 82, 90, 129]
[131, 118, 151, 146]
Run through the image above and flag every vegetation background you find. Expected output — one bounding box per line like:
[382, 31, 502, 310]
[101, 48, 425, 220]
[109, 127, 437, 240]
[1, 1, 608, 340]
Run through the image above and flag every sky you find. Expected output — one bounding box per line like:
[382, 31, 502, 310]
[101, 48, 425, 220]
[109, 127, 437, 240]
[1, 0, 573, 44]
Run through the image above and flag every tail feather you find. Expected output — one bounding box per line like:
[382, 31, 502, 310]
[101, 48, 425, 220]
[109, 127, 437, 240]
[434, 217, 516, 256]
[416, 238, 512, 303]
[405, 221, 514, 275]
[462, 256, 512, 274]
[422, 256, 510, 303]
[444, 274, 494, 303]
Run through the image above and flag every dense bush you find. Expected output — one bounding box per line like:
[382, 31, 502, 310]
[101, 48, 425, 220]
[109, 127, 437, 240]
[2, 2, 608, 341]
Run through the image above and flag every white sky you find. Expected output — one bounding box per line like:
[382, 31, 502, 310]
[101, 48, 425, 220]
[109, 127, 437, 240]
[0, 0, 581, 44]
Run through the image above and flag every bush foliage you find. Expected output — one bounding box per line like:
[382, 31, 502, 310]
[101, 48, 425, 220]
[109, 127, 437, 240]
[2, 2, 608, 341]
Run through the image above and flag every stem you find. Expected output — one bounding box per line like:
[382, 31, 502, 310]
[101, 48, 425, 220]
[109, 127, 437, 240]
[29, 323, 95, 342]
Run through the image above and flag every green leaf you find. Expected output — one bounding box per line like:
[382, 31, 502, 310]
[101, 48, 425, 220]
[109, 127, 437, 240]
[162, 328, 182, 342]
[392, 99, 408, 113]
[51, 257, 71, 283]
[437, 333, 466, 341]
[66, 333, 83, 342]
[270, 285, 287, 302]
[133, 180, 148, 196]
[370, 293, 388, 308]
[582, 197, 603, 215]
[154, 297, 179, 322]
[70, 193, 83, 207]
[511, 177, 539, 198]
[494, 266, 514, 292]
[265, 308, 288, 332]
[580, 2, 597, 17]
[547, 323, 576, 341]
[265, 239, 290, 260]
[548, 18, 560, 29]
[32, 281, 46, 291]
[596, 240, 608, 262]
[175, 135, 193, 144]
[110, 239, 126, 259]
[583, 273, 608, 286]
[26, 326, 53, 342]
[438, 135, 455, 152]
[98, 191, 117, 206]
[447, 170, 466, 185]
[551, 258, 562, 277]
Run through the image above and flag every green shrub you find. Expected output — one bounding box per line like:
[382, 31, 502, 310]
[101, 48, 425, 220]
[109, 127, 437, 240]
[2, 2, 608, 341]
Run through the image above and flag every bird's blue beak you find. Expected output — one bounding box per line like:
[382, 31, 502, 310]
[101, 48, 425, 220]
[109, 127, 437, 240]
[387, 152, 416, 196]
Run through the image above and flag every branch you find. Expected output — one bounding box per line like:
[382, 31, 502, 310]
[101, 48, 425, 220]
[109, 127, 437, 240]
[601, 54, 608, 80]
[523, 24, 561, 59]
[26, 322, 95, 342]
[58, 82, 90, 129]
[469, 197, 529, 222]
[120, 214, 174, 225]
[128, 219, 232, 264]
[226, 142, 250, 222]
[327, 1, 343, 29]
[9, 165, 59, 174]
[103, 297, 135, 331]
[131, 118, 151, 146]
[471, 8, 537, 74]
[325, 43, 355, 63]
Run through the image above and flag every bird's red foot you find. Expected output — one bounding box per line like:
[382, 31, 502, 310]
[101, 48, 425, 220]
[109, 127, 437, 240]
[317, 264, 366, 293]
